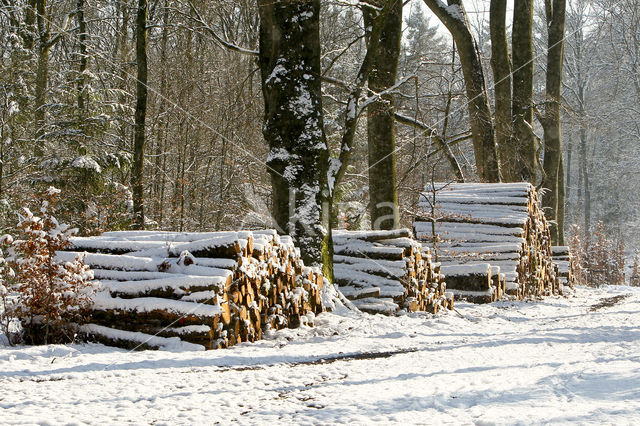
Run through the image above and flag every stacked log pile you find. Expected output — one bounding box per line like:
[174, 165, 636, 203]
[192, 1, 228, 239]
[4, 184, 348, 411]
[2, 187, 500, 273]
[552, 246, 576, 291]
[59, 230, 324, 350]
[414, 183, 557, 303]
[332, 229, 452, 314]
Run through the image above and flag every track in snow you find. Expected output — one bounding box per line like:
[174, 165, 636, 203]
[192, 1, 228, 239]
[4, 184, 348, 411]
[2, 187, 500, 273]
[2, 285, 640, 424]
[589, 293, 632, 311]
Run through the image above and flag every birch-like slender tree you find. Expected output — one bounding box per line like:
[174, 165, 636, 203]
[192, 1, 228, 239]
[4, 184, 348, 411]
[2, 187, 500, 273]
[132, 0, 148, 229]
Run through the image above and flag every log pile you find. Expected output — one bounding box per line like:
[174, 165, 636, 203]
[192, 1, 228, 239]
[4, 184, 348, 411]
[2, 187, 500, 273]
[332, 229, 452, 314]
[61, 230, 324, 350]
[414, 183, 557, 303]
[552, 246, 576, 291]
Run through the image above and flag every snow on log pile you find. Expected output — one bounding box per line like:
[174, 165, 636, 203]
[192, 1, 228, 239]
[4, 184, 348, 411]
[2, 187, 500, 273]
[59, 230, 324, 350]
[414, 183, 558, 303]
[552, 246, 576, 291]
[332, 229, 452, 314]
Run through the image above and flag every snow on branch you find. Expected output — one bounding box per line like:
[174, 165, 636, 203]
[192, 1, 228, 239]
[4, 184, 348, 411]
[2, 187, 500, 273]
[357, 74, 416, 116]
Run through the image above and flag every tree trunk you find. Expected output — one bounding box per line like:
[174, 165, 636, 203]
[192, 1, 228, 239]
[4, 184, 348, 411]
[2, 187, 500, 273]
[512, 0, 536, 182]
[116, 0, 129, 156]
[153, 1, 170, 226]
[132, 0, 147, 229]
[331, 1, 396, 189]
[557, 151, 566, 245]
[22, 0, 37, 51]
[33, 0, 49, 155]
[257, 0, 333, 280]
[579, 126, 590, 232]
[76, 0, 88, 119]
[541, 0, 566, 245]
[422, 0, 501, 182]
[566, 139, 572, 205]
[365, 0, 402, 230]
[489, 0, 514, 180]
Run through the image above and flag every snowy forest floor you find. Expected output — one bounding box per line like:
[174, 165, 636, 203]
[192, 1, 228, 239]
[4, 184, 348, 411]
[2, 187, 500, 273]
[2, 286, 640, 425]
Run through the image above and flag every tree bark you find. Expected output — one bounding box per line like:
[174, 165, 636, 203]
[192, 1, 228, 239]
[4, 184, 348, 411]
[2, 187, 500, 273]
[257, 0, 333, 280]
[132, 0, 148, 229]
[489, 0, 514, 180]
[541, 0, 566, 245]
[364, 0, 402, 230]
[422, 0, 501, 182]
[76, 0, 88, 119]
[566, 139, 572, 205]
[579, 126, 590, 232]
[153, 0, 170, 227]
[33, 0, 50, 154]
[511, 0, 536, 182]
[557, 151, 566, 245]
[22, 0, 37, 51]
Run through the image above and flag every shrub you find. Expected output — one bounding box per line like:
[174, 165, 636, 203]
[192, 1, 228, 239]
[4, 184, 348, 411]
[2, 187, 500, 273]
[569, 222, 625, 287]
[1, 187, 95, 345]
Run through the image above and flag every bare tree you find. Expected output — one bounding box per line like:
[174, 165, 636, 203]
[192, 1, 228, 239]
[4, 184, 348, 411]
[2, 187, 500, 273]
[132, 0, 148, 229]
[541, 0, 567, 244]
[511, 0, 536, 182]
[422, 0, 501, 182]
[365, 0, 403, 230]
[489, 0, 513, 179]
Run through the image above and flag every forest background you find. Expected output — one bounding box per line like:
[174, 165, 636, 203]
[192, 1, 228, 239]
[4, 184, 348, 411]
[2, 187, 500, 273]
[0, 0, 637, 265]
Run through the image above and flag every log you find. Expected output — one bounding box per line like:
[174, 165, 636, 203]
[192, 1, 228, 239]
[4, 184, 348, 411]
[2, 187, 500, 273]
[169, 235, 251, 259]
[333, 228, 411, 242]
[440, 264, 493, 292]
[78, 324, 205, 351]
[101, 274, 231, 300]
[333, 244, 407, 261]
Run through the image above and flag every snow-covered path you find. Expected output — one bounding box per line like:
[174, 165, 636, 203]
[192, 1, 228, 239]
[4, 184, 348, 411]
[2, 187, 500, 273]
[2, 286, 640, 425]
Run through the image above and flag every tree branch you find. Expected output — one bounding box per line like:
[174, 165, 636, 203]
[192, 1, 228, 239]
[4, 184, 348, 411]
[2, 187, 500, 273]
[186, 0, 259, 57]
[358, 74, 416, 116]
[394, 112, 465, 182]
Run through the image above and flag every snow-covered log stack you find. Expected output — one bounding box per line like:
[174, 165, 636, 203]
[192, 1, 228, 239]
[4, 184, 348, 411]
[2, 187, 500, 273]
[552, 246, 576, 291]
[59, 230, 324, 350]
[332, 229, 452, 314]
[437, 263, 507, 303]
[414, 183, 557, 302]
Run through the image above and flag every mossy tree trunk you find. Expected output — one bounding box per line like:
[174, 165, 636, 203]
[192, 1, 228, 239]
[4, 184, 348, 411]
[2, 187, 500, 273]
[364, 0, 402, 230]
[490, 0, 514, 180]
[541, 0, 567, 245]
[257, 0, 333, 280]
[511, 0, 536, 182]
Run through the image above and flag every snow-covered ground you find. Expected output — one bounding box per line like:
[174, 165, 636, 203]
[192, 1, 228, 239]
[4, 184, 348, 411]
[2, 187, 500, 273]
[2, 286, 640, 425]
